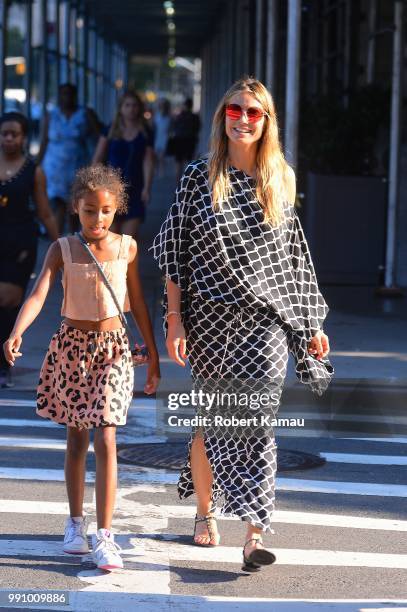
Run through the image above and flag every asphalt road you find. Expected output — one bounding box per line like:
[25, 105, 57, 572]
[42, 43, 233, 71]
[0, 388, 406, 612]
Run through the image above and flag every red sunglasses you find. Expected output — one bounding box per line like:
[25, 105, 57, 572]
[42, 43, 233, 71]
[225, 103, 267, 123]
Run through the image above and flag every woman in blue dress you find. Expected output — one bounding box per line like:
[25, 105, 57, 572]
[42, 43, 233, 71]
[38, 83, 99, 234]
[93, 90, 155, 237]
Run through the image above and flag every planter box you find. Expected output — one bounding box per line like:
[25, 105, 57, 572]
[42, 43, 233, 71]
[304, 173, 387, 285]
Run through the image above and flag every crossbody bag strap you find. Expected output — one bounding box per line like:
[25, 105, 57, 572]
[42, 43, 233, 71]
[76, 232, 137, 345]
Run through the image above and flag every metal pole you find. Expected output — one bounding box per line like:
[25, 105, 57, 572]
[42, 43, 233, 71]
[367, 0, 377, 84]
[255, 0, 263, 80]
[23, 0, 33, 120]
[265, 0, 277, 93]
[40, 0, 47, 113]
[284, 0, 301, 168]
[55, 0, 60, 87]
[384, 0, 403, 289]
[0, 0, 6, 116]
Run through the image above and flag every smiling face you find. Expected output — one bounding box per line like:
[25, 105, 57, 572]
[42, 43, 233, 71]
[225, 91, 266, 147]
[74, 190, 117, 240]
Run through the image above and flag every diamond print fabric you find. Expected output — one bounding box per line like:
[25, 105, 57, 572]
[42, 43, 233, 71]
[150, 159, 334, 532]
[150, 158, 334, 394]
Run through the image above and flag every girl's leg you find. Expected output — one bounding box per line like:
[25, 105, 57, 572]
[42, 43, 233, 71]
[190, 430, 219, 545]
[93, 425, 117, 530]
[65, 427, 90, 517]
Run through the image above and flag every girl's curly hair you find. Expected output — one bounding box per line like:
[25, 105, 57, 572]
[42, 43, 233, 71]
[71, 164, 128, 214]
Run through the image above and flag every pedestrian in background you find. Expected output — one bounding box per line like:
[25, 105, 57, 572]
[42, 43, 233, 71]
[3, 164, 160, 570]
[171, 98, 201, 183]
[37, 83, 100, 235]
[93, 90, 155, 238]
[0, 112, 58, 388]
[154, 98, 171, 178]
[152, 77, 333, 572]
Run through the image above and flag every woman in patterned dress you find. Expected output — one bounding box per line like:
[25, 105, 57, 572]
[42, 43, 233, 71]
[151, 78, 333, 572]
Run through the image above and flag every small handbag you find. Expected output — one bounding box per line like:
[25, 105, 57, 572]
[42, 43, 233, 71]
[77, 232, 149, 367]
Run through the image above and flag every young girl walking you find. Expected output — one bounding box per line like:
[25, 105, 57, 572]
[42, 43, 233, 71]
[3, 164, 160, 571]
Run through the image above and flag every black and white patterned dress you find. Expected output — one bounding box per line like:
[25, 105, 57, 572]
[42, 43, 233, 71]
[151, 159, 333, 532]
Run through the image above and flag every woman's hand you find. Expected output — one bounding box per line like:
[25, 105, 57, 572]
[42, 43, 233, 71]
[308, 330, 330, 360]
[166, 317, 187, 367]
[144, 356, 161, 395]
[3, 334, 23, 367]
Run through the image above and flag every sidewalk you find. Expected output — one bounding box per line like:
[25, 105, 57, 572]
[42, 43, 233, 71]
[6, 169, 407, 393]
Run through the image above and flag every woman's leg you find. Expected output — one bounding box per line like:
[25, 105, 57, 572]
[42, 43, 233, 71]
[93, 425, 117, 530]
[190, 430, 219, 545]
[65, 427, 90, 517]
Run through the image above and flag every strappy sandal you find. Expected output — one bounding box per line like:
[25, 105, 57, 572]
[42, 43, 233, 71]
[242, 537, 276, 572]
[192, 513, 220, 547]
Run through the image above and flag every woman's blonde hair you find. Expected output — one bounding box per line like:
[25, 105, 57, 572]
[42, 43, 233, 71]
[108, 89, 146, 140]
[208, 77, 294, 225]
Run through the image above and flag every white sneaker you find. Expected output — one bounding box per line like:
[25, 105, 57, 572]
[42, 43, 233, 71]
[63, 516, 89, 554]
[92, 529, 123, 570]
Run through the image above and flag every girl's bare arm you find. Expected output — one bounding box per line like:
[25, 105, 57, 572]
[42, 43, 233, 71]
[126, 240, 160, 393]
[126, 240, 158, 359]
[3, 242, 62, 365]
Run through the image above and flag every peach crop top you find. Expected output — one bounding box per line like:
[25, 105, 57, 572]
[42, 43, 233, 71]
[58, 235, 131, 321]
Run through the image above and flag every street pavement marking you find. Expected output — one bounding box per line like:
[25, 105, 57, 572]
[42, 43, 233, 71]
[3, 436, 396, 464]
[341, 436, 407, 444]
[320, 452, 407, 465]
[0, 467, 95, 482]
[2, 537, 407, 569]
[0, 418, 58, 428]
[286, 411, 407, 425]
[2, 499, 406, 532]
[0, 436, 92, 451]
[276, 478, 407, 497]
[0, 591, 407, 612]
[1, 465, 407, 497]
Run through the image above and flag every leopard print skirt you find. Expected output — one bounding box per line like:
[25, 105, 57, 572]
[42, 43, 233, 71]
[36, 323, 134, 429]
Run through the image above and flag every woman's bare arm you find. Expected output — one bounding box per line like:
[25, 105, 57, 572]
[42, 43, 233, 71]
[33, 166, 59, 241]
[166, 277, 186, 367]
[3, 242, 62, 365]
[92, 135, 108, 164]
[36, 113, 49, 165]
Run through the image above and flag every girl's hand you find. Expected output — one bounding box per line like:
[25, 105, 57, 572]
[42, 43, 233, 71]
[166, 318, 187, 367]
[141, 188, 150, 205]
[308, 330, 330, 360]
[144, 357, 161, 395]
[3, 334, 23, 366]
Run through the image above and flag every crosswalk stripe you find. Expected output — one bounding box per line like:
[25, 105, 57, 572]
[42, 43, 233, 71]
[0, 418, 58, 428]
[341, 436, 407, 444]
[1, 537, 406, 569]
[0, 590, 406, 612]
[0, 436, 90, 451]
[285, 411, 407, 425]
[8, 435, 406, 463]
[0, 467, 95, 482]
[1, 498, 406, 532]
[276, 477, 407, 497]
[319, 452, 407, 465]
[1, 465, 406, 497]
